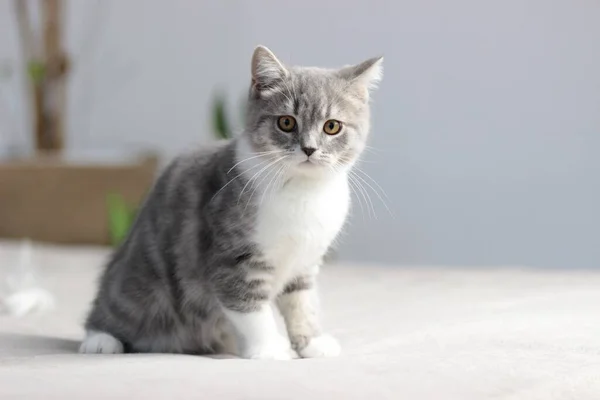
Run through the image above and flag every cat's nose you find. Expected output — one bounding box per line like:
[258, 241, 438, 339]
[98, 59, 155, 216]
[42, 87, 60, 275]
[302, 147, 317, 157]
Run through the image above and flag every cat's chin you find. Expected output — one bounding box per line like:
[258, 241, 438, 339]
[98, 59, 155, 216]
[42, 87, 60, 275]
[299, 160, 320, 168]
[293, 160, 339, 179]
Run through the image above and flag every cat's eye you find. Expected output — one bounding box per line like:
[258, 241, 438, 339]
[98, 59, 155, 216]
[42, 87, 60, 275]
[323, 119, 342, 135]
[277, 116, 296, 132]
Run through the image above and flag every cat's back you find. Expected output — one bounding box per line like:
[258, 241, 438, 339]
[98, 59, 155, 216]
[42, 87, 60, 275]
[104, 139, 236, 271]
[144, 139, 237, 214]
[163, 140, 235, 187]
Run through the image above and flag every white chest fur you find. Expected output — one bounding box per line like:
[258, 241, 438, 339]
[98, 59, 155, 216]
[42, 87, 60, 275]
[253, 173, 350, 291]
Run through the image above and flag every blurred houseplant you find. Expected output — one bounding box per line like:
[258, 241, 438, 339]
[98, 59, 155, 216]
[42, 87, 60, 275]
[107, 94, 237, 246]
[0, 0, 158, 246]
[13, 0, 67, 153]
[213, 94, 233, 140]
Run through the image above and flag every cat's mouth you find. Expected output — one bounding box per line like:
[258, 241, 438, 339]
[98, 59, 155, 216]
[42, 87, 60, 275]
[300, 159, 319, 167]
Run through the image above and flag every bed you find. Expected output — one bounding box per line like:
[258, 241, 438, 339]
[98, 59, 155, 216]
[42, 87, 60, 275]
[1, 241, 599, 399]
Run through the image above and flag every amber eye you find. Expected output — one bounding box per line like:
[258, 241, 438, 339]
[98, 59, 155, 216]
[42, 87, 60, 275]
[323, 119, 342, 135]
[277, 116, 296, 132]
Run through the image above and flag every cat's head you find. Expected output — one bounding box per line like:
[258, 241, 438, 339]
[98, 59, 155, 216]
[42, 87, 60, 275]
[243, 46, 382, 178]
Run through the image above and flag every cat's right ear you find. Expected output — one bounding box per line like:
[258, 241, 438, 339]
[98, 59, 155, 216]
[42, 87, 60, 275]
[251, 45, 287, 94]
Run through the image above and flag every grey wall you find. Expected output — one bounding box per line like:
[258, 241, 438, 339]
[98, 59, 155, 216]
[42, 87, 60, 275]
[1, 1, 598, 267]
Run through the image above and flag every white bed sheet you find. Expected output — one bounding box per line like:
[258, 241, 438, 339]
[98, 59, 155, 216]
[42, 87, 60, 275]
[1, 242, 599, 399]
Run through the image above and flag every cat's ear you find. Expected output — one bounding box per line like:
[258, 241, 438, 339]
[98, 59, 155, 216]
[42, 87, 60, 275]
[251, 45, 287, 93]
[338, 56, 383, 99]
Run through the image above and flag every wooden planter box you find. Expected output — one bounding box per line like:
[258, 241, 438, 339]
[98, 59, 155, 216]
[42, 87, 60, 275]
[0, 153, 158, 245]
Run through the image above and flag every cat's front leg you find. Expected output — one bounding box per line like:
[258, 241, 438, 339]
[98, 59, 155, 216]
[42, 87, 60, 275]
[216, 269, 292, 360]
[222, 305, 292, 360]
[276, 273, 341, 358]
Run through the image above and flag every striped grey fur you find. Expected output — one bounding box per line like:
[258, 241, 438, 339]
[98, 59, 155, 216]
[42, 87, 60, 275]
[83, 46, 382, 356]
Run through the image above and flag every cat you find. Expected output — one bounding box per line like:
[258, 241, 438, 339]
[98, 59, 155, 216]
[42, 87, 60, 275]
[80, 46, 383, 359]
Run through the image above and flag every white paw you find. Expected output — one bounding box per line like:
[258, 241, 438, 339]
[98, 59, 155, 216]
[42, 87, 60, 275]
[79, 331, 124, 354]
[242, 335, 293, 360]
[298, 334, 341, 358]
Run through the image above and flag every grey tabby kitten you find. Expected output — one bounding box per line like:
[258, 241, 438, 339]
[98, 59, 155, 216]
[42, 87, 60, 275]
[80, 46, 382, 359]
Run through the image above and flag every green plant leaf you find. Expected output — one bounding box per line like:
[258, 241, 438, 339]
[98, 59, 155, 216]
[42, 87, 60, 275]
[106, 193, 133, 247]
[27, 61, 45, 84]
[212, 93, 231, 140]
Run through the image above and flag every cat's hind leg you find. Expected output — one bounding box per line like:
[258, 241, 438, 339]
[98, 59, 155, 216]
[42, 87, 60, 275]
[79, 330, 124, 354]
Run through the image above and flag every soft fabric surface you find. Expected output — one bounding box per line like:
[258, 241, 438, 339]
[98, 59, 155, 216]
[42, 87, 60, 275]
[1, 241, 599, 399]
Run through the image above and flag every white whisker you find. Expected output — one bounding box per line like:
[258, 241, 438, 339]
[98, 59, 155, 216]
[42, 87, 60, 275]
[244, 155, 289, 213]
[350, 170, 393, 217]
[353, 167, 391, 201]
[346, 174, 366, 219]
[239, 155, 289, 207]
[364, 145, 382, 154]
[349, 172, 375, 219]
[272, 163, 289, 202]
[275, 86, 293, 105]
[261, 162, 286, 207]
[227, 150, 285, 174]
[331, 163, 366, 220]
[211, 157, 271, 203]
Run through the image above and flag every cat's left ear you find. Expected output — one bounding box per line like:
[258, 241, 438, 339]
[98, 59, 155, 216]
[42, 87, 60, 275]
[338, 56, 383, 99]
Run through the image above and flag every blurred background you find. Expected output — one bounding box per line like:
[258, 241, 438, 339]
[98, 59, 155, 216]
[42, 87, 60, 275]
[0, 0, 598, 268]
